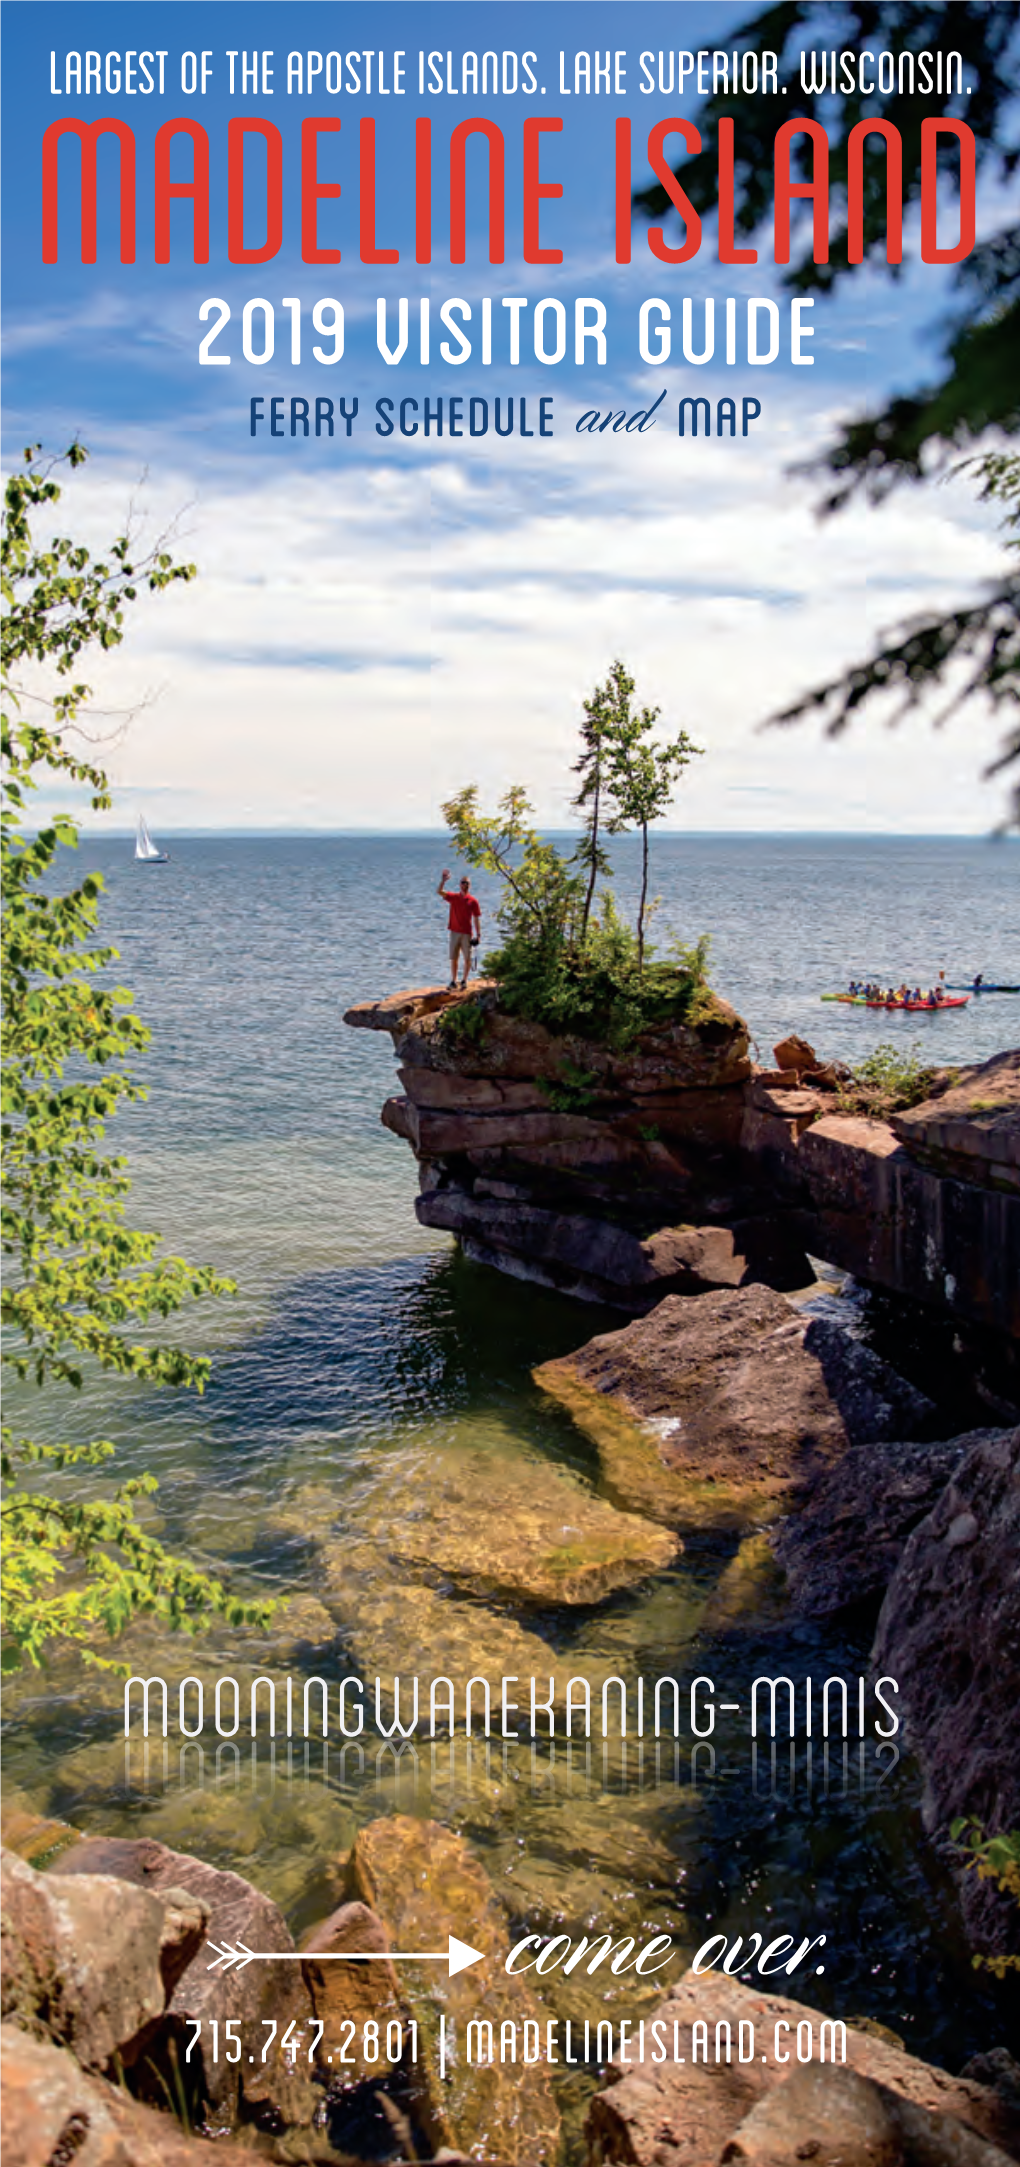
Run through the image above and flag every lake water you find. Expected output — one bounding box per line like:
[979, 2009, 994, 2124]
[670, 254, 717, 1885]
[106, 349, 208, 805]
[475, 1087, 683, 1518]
[4, 834, 1017, 2149]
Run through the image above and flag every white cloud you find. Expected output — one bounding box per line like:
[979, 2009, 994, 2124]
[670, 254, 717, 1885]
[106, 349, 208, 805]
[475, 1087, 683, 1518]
[14, 401, 1009, 834]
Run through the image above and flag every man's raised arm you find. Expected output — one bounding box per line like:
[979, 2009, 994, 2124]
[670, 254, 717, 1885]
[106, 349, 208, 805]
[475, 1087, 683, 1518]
[437, 867, 450, 896]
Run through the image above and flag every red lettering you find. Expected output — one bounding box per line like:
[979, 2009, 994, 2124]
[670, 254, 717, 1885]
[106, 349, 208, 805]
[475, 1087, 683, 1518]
[42, 117, 136, 263]
[523, 117, 562, 265]
[301, 118, 341, 263]
[359, 117, 398, 263]
[718, 119, 756, 264]
[228, 118, 282, 264]
[415, 118, 431, 264]
[450, 118, 505, 265]
[920, 118, 975, 264]
[615, 118, 631, 263]
[154, 120, 209, 264]
[847, 120, 902, 264]
[646, 119, 701, 264]
[774, 118, 829, 264]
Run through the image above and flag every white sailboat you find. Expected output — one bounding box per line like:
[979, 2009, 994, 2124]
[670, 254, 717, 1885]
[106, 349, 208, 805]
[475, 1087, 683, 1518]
[135, 814, 169, 863]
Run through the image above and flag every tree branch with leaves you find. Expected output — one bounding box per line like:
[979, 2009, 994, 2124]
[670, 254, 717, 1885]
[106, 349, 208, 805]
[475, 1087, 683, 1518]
[635, 1, 1020, 816]
[1, 444, 272, 1670]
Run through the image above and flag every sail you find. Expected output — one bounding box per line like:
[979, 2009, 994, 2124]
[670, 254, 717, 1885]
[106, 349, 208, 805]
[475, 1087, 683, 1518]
[135, 815, 167, 862]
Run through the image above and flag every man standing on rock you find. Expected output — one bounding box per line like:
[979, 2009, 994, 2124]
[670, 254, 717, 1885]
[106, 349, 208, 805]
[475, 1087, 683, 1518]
[437, 869, 481, 989]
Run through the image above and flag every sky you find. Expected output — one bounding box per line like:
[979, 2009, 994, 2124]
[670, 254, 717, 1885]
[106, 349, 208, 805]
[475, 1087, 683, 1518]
[2, 0, 1016, 832]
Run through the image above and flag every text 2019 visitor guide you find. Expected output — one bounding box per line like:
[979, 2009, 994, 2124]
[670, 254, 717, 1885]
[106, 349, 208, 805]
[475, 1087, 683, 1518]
[1, 5, 1018, 2164]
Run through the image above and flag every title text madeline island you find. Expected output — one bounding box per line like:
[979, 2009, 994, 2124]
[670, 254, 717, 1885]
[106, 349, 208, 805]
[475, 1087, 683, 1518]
[123, 1670, 900, 1741]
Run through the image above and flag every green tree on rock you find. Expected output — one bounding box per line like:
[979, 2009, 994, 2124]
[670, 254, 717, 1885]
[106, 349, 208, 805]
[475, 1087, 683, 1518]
[601, 669, 702, 970]
[572, 664, 623, 943]
[440, 666, 710, 1045]
[1, 445, 271, 1669]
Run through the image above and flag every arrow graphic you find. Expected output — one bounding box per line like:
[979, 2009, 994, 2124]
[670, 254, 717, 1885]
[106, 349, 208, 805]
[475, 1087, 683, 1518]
[206, 1934, 484, 1978]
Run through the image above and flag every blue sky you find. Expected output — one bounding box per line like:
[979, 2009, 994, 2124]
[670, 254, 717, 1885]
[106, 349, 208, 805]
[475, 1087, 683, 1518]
[2, 1, 1014, 829]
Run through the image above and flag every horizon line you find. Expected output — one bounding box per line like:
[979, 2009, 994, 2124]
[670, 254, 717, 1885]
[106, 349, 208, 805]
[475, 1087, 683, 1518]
[69, 826, 1017, 842]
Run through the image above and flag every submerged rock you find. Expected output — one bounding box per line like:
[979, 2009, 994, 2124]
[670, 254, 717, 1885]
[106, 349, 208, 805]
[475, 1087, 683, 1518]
[487, 1792, 691, 2031]
[317, 1534, 619, 1724]
[872, 1426, 1020, 1960]
[345, 1815, 560, 2165]
[51, 1835, 319, 2132]
[0, 1845, 206, 2074]
[0, 1797, 79, 1872]
[584, 1970, 1020, 2163]
[352, 1441, 679, 1607]
[699, 1532, 789, 1637]
[301, 1898, 406, 2083]
[535, 1286, 934, 1532]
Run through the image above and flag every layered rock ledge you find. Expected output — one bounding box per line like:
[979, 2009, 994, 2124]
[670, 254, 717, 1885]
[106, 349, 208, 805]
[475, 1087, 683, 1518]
[743, 1044, 1020, 1338]
[345, 985, 814, 1310]
[346, 987, 1020, 1337]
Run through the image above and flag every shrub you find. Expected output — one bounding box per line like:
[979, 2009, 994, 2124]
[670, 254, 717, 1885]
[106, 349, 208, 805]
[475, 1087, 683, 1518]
[485, 899, 711, 1051]
[950, 1818, 1020, 1978]
[837, 1041, 947, 1116]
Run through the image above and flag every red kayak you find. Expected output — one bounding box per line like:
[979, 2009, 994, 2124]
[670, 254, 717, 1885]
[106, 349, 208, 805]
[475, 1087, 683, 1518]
[864, 996, 969, 1011]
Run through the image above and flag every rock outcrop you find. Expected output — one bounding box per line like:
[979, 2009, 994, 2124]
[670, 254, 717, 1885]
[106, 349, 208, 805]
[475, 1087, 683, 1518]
[535, 1285, 935, 1531]
[584, 1970, 1020, 2163]
[709, 2060, 1014, 2165]
[890, 1047, 1020, 1193]
[346, 985, 814, 1309]
[771, 1427, 1010, 1618]
[749, 1045, 1020, 1339]
[347, 985, 1020, 1337]
[872, 1427, 1020, 1960]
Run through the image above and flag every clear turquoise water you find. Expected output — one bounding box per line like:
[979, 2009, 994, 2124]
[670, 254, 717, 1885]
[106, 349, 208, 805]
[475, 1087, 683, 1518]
[4, 835, 1017, 2136]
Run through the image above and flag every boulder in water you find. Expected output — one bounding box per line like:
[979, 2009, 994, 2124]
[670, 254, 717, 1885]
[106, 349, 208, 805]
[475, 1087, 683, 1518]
[772, 1427, 1009, 1618]
[345, 1815, 560, 2165]
[535, 1285, 934, 1532]
[50, 1835, 319, 2132]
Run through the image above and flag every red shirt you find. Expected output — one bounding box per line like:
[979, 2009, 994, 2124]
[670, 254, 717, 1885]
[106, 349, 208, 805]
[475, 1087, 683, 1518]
[443, 889, 480, 934]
